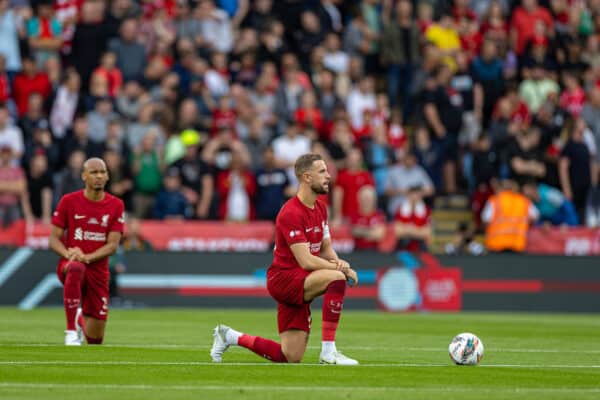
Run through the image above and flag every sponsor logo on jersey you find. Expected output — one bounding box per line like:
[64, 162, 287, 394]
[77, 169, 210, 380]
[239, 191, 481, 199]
[309, 242, 321, 253]
[74, 229, 107, 242]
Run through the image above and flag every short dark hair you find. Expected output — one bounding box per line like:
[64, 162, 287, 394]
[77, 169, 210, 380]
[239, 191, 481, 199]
[294, 153, 323, 179]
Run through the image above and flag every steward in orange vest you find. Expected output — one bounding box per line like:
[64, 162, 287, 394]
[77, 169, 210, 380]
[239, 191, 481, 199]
[483, 182, 539, 252]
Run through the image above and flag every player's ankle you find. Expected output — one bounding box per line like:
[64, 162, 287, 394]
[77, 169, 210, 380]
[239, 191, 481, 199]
[225, 328, 242, 345]
[321, 341, 337, 355]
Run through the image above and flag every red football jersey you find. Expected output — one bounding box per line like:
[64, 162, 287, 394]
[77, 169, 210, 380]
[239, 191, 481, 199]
[51, 190, 125, 269]
[271, 196, 330, 271]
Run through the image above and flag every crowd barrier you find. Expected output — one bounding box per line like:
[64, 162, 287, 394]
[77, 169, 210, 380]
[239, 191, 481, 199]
[0, 220, 599, 255]
[1, 249, 599, 312]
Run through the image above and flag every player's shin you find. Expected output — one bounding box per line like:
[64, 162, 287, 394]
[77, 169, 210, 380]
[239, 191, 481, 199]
[63, 263, 85, 331]
[321, 279, 346, 354]
[238, 334, 288, 363]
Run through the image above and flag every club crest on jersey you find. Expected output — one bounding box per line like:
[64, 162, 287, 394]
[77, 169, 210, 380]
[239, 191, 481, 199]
[101, 214, 109, 227]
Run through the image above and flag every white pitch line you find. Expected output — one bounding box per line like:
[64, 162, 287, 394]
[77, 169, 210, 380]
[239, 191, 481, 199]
[0, 383, 599, 393]
[4, 343, 600, 354]
[1, 361, 600, 368]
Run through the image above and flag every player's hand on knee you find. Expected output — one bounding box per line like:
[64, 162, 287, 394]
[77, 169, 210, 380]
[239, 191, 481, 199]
[330, 259, 350, 274]
[345, 268, 358, 287]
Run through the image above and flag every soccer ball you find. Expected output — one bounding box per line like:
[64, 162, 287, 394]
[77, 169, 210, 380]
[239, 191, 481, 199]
[448, 332, 484, 365]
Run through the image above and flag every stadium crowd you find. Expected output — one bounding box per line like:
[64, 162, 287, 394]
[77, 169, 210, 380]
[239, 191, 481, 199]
[1, 0, 600, 250]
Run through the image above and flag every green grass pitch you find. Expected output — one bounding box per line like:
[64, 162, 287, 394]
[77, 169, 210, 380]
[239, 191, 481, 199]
[1, 307, 599, 399]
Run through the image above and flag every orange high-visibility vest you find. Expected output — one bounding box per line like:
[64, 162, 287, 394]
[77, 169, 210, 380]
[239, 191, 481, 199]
[485, 191, 531, 252]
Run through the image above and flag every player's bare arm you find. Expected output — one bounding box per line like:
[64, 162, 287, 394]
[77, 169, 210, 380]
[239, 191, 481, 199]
[290, 242, 338, 271]
[49, 225, 83, 261]
[83, 231, 122, 264]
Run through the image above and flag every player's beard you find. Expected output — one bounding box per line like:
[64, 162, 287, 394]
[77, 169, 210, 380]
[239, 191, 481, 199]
[311, 181, 329, 195]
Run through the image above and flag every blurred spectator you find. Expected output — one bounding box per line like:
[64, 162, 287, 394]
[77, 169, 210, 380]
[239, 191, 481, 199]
[62, 114, 104, 160]
[292, 10, 326, 67]
[105, 148, 133, 211]
[241, 0, 273, 31]
[471, 39, 504, 125]
[518, 63, 559, 114]
[153, 167, 190, 220]
[322, 33, 349, 75]
[272, 121, 311, 186]
[510, 0, 553, 57]
[332, 148, 375, 224]
[12, 56, 51, 117]
[121, 217, 152, 251]
[522, 180, 579, 226]
[482, 179, 538, 253]
[559, 70, 585, 118]
[413, 125, 444, 191]
[171, 130, 214, 219]
[393, 186, 432, 252]
[294, 91, 323, 133]
[423, 64, 463, 193]
[92, 52, 123, 98]
[70, 0, 109, 92]
[0, 0, 22, 75]
[581, 86, 600, 167]
[385, 151, 434, 217]
[0, 145, 31, 226]
[274, 67, 304, 125]
[347, 75, 376, 130]
[364, 124, 396, 198]
[87, 97, 118, 144]
[453, 51, 483, 148]
[350, 185, 386, 251]
[243, 118, 270, 171]
[215, 148, 256, 221]
[126, 103, 164, 151]
[0, 102, 23, 160]
[425, 11, 461, 63]
[255, 147, 292, 220]
[381, 0, 420, 117]
[108, 18, 146, 82]
[18, 93, 46, 143]
[508, 127, 546, 184]
[202, 127, 251, 171]
[131, 132, 163, 218]
[49, 68, 82, 140]
[26, 152, 52, 223]
[23, 120, 59, 170]
[54, 149, 85, 200]
[559, 118, 595, 221]
[195, 0, 234, 54]
[26, 0, 63, 69]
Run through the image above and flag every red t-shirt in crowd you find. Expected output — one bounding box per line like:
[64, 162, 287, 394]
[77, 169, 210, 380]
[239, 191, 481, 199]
[271, 196, 329, 271]
[51, 190, 125, 270]
[13, 73, 51, 116]
[351, 210, 386, 250]
[211, 109, 237, 136]
[335, 169, 375, 219]
[510, 5, 553, 55]
[560, 87, 586, 117]
[394, 201, 431, 227]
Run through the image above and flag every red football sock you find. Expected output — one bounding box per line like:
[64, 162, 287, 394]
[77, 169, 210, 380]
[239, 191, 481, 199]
[63, 262, 85, 331]
[322, 279, 346, 342]
[238, 334, 287, 363]
[86, 336, 103, 345]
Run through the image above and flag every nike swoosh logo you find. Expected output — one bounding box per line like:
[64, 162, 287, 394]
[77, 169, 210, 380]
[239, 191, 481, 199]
[306, 228, 313, 232]
[74, 215, 85, 219]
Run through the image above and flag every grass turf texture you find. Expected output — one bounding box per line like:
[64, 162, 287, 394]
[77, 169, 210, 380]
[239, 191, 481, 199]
[1, 308, 599, 400]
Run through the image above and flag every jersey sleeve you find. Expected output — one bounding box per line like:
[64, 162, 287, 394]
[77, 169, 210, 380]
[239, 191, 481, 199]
[278, 208, 308, 246]
[109, 200, 125, 233]
[51, 196, 68, 229]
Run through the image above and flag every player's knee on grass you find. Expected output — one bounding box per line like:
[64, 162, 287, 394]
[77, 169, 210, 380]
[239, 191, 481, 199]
[282, 346, 304, 363]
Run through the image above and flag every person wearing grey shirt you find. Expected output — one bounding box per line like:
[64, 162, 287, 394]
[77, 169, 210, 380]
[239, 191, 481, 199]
[108, 18, 146, 81]
[385, 151, 435, 216]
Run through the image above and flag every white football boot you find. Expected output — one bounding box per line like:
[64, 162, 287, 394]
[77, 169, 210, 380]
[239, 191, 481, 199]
[65, 330, 82, 346]
[210, 324, 232, 362]
[319, 351, 359, 365]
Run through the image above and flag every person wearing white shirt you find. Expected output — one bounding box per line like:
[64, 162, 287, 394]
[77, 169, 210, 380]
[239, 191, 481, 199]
[347, 76, 376, 129]
[272, 122, 311, 188]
